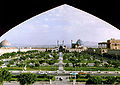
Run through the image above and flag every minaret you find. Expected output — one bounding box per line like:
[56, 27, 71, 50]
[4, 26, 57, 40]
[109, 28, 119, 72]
[57, 40, 59, 47]
[62, 40, 64, 47]
[71, 40, 73, 48]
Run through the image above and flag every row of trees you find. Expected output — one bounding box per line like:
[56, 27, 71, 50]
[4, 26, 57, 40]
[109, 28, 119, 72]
[63, 52, 93, 67]
[0, 61, 4, 66]
[71, 74, 120, 84]
[86, 75, 120, 84]
[103, 53, 120, 60]
[105, 60, 120, 68]
[5, 50, 59, 68]
[63, 51, 120, 68]
[0, 52, 17, 59]
[0, 68, 55, 85]
[0, 68, 12, 85]
[0, 50, 42, 59]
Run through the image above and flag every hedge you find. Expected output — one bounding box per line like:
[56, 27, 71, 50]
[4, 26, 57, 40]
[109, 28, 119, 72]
[70, 79, 88, 82]
[37, 78, 49, 81]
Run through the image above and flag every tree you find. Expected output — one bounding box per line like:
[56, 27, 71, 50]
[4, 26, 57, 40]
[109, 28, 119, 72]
[0, 61, 4, 66]
[35, 63, 40, 67]
[112, 61, 120, 68]
[76, 74, 81, 79]
[69, 57, 77, 67]
[0, 68, 12, 85]
[9, 60, 14, 64]
[107, 60, 112, 65]
[104, 76, 116, 84]
[18, 73, 37, 85]
[86, 76, 103, 84]
[20, 56, 27, 60]
[100, 58, 104, 63]
[81, 63, 87, 67]
[39, 60, 45, 64]
[47, 60, 55, 65]
[44, 55, 50, 59]
[85, 74, 91, 78]
[104, 63, 109, 68]
[53, 54, 59, 60]
[65, 63, 69, 67]
[94, 61, 100, 67]
[117, 76, 120, 83]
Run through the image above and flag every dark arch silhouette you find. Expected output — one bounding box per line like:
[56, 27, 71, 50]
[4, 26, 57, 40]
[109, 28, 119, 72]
[1, 0, 120, 36]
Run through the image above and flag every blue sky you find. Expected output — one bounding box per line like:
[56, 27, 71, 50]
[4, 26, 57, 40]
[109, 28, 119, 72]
[0, 4, 120, 46]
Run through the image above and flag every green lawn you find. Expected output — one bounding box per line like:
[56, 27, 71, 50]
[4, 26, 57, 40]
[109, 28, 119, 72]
[10, 77, 53, 81]
[70, 79, 88, 82]
[5, 66, 58, 71]
[5, 67, 24, 71]
[63, 60, 71, 63]
[80, 60, 95, 63]
[6, 66, 120, 71]
[64, 67, 120, 71]
[27, 66, 58, 71]
[63, 60, 95, 63]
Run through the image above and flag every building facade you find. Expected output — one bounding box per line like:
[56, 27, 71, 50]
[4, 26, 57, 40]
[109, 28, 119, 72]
[107, 38, 120, 50]
[98, 38, 120, 50]
[97, 38, 120, 54]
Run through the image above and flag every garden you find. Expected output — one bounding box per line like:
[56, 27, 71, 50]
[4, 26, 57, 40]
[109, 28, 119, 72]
[0, 68, 55, 85]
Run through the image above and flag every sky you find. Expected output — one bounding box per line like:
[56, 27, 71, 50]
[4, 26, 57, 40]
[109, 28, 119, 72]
[0, 4, 120, 46]
[0, 0, 120, 37]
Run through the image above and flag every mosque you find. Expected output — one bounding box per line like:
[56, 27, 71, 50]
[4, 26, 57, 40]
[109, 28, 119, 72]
[0, 40, 33, 55]
[0, 39, 87, 55]
[0, 40, 11, 47]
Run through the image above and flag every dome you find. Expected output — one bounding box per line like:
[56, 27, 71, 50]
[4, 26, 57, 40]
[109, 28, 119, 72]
[0, 40, 11, 47]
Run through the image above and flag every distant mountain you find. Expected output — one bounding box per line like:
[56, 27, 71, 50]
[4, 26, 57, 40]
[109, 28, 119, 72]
[0, 4, 120, 46]
[82, 41, 98, 48]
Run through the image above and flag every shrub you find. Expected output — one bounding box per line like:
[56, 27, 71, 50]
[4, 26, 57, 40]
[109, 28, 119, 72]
[104, 76, 116, 84]
[10, 78, 17, 81]
[37, 78, 49, 81]
[0, 61, 4, 66]
[0, 68, 12, 85]
[70, 79, 88, 82]
[117, 76, 120, 83]
[85, 74, 91, 78]
[17, 73, 37, 85]
[51, 76, 55, 81]
[9, 60, 14, 65]
[86, 76, 103, 84]
[7, 64, 10, 67]
[76, 79, 88, 82]
[65, 63, 69, 67]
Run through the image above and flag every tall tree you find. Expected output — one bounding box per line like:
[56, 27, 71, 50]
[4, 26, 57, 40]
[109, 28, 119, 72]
[0, 68, 12, 85]
[18, 73, 37, 85]
[86, 76, 103, 84]
[104, 76, 116, 84]
[69, 57, 77, 67]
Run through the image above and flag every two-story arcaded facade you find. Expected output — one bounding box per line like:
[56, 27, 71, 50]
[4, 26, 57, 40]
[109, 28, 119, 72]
[98, 38, 120, 55]
[107, 38, 120, 50]
[98, 38, 120, 50]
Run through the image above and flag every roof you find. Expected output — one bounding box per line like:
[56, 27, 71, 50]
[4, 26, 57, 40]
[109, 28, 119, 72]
[98, 42, 107, 44]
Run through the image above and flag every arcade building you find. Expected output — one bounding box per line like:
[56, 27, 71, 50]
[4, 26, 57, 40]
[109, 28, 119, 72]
[98, 38, 120, 50]
[97, 38, 120, 55]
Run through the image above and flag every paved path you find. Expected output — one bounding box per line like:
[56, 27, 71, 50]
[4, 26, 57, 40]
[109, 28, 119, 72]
[10, 70, 120, 76]
[58, 52, 64, 71]
[3, 81, 86, 85]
